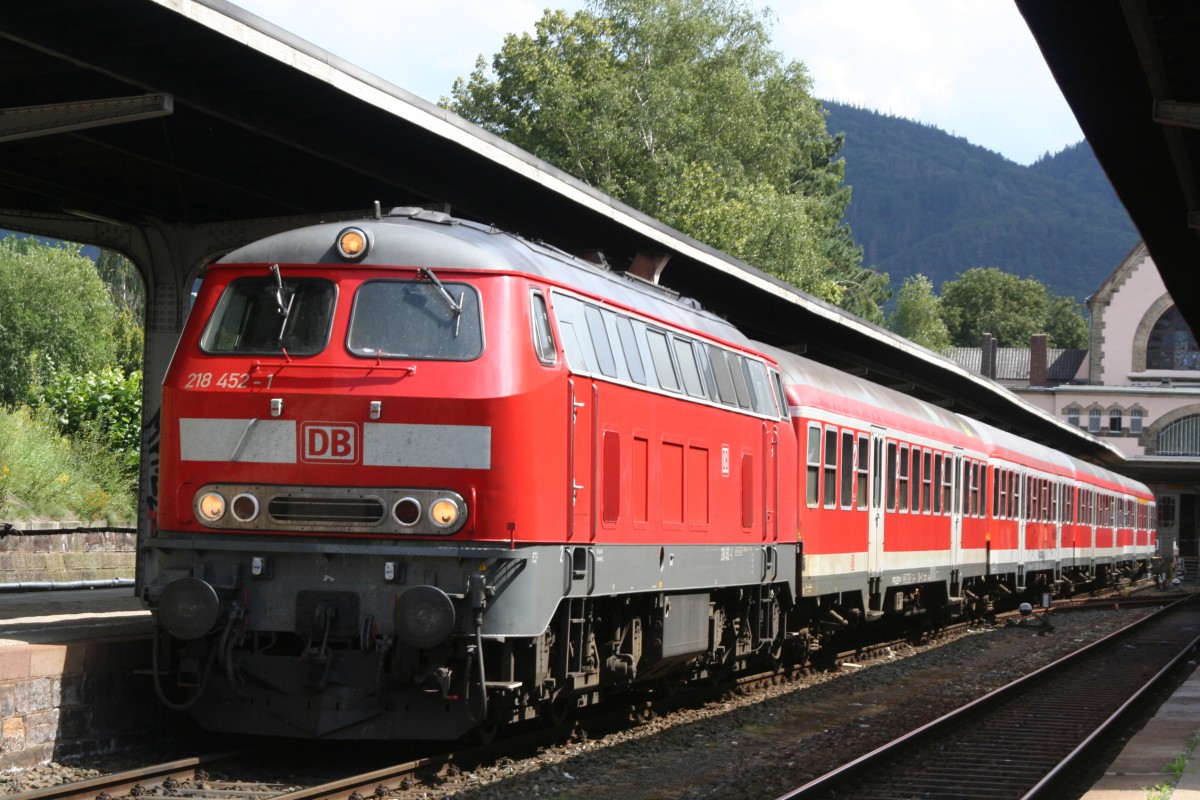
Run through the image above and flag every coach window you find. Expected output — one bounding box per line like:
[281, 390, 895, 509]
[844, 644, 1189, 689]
[1001, 470, 1010, 519]
[976, 463, 986, 517]
[530, 292, 557, 365]
[981, 466, 989, 517]
[994, 470, 1003, 519]
[921, 450, 933, 513]
[886, 441, 898, 510]
[943, 460, 953, 514]
[646, 329, 680, 392]
[615, 317, 646, 384]
[806, 424, 821, 507]
[898, 444, 910, 512]
[911, 448, 922, 513]
[823, 428, 838, 508]
[932, 454, 943, 514]
[964, 462, 973, 516]
[840, 430, 854, 508]
[673, 337, 707, 398]
[856, 434, 869, 510]
[1011, 472, 1021, 520]
[1065, 484, 1074, 524]
[960, 460, 970, 515]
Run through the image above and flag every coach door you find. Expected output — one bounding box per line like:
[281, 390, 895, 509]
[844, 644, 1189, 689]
[568, 377, 597, 540]
[868, 429, 886, 577]
[950, 451, 963, 577]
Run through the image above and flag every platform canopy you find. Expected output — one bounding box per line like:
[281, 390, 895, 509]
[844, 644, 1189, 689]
[0, 0, 1120, 461]
[1017, 0, 1200, 338]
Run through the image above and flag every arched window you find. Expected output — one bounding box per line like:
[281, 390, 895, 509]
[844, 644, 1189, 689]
[1158, 414, 1200, 455]
[1109, 408, 1123, 434]
[1147, 306, 1200, 370]
[1088, 408, 1101, 433]
[1066, 408, 1080, 427]
[1130, 409, 1144, 435]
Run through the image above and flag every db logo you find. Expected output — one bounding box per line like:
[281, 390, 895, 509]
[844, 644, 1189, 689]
[301, 423, 358, 463]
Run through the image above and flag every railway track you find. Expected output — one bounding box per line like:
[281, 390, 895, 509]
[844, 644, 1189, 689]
[775, 594, 1200, 800]
[2, 588, 1168, 800]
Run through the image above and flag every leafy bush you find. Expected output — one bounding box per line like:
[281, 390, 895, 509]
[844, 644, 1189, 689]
[41, 368, 142, 478]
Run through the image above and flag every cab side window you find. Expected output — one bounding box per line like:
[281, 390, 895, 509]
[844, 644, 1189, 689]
[531, 291, 557, 365]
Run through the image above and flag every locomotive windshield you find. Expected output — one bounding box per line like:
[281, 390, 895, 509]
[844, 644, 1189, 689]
[200, 275, 336, 356]
[347, 278, 483, 360]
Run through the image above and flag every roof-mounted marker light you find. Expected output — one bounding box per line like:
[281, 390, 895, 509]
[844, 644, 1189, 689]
[336, 226, 370, 261]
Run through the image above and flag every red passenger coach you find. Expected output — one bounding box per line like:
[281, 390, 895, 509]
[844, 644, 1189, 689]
[144, 207, 1155, 743]
[767, 350, 992, 626]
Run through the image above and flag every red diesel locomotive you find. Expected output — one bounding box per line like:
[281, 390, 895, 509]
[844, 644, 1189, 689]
[145, 207, 1155, 740]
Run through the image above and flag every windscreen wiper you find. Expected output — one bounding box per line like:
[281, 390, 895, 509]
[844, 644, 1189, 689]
[418, 267, 464, 336]
[269, 264, 294, 345]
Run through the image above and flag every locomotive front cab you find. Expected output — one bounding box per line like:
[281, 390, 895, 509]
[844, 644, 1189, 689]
[147, 214, 569, 740]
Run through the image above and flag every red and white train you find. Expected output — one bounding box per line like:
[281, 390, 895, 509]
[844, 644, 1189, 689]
[145, 207, 1155, 740]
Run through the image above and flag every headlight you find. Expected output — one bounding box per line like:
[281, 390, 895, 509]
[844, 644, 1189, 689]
[231, 492, 260, 523]
[429, 497, 461, 528]
[197, 491, 226, 522]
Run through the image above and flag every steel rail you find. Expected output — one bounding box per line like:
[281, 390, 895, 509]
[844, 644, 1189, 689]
[774, 595, 1200, 800]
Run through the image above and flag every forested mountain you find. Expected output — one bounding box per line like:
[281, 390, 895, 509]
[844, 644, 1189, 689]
[824, 102, 1139, 303]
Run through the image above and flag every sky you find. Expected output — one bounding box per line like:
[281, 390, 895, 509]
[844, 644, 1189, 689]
[231, 0, 1083, 167]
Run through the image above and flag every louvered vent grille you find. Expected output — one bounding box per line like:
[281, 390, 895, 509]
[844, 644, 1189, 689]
[268, 496, 385, 525]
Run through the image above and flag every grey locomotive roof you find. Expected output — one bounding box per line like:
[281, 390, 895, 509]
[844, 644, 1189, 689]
[219, 207, 756, 351]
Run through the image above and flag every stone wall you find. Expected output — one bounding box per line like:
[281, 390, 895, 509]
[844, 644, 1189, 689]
[0, 528, 136, 585]
[0, 638, 184, 772]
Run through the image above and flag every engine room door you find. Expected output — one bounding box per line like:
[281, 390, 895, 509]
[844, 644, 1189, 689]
[763, 422, 779, 543]
[868, 429, 886, 577]
[568, 377, 596, 540]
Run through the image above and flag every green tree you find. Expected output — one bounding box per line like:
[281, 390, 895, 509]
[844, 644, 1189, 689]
[940, 267, 1088, 348]
[890, 274, 952, 352]
[1045, 292, 1089, 349]
[96, 249, 146, 376]
[0, 237, 118, 406]
[446, 0, 887, 321]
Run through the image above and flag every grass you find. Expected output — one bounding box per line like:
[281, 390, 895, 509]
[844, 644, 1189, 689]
[1144, 733, 1199, 800]
[0, 404, 137, 525]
